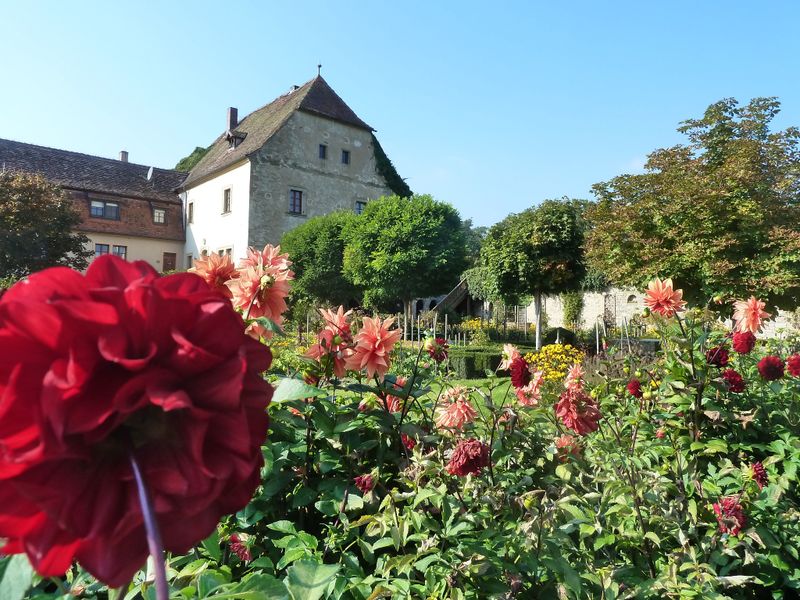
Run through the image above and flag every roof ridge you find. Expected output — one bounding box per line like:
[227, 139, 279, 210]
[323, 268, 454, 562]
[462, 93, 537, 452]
[0, 136, 186, 174]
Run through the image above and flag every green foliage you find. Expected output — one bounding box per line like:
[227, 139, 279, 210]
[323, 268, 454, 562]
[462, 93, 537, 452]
[586, 97, 800, 308]
[0, 171, 92, 276]
[370, 134, 411, 198]
[461, 219, 487, 268]
[175, 145, 211, 171]
[561, 291, 584, 330]
[342, 194, 468, 307]
[480, 199, 586, 304]
[463, 266, 501, 303]
[447, 347, 503, 378]
[281, 211, 361, 307]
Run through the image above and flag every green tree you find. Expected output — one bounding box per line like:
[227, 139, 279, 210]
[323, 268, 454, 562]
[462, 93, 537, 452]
[175, 146, 210, 171]
[462, 219, 488, 267]
[280, 211, 361, 307]
[585, 97, 800, 308]
[0, 172, 92, 276]
[342, 194, 468, 325]
[480, 199, 585, 349]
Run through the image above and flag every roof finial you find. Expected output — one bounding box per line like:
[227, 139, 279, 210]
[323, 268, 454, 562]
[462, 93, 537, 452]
[317, 63, 322, 77]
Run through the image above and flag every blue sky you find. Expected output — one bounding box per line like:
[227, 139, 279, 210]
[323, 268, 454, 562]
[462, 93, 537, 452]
[1, 1, 798, 226]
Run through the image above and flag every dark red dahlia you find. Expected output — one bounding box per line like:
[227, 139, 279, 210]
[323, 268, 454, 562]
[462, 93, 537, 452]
[0, 256, 272, 586]
[705, 346, 729, 367]
[354, 474, 375, 494]
[555, 388, 602, 436]
[732, 331, 756, 354]
[626, 379, 643, 398]
[786, 354, 800, 377]
[401, 433, 417, 451]
[446, 438, 490, 477]
[425, 337, 450, 363]
[758, 355, 784, 381]
[751, 462, 768, 490]
[712, 496, 746, 535]
[229, 534, 252, 562]
[721, 369, 745, 393]
[509, 356, 531, 389]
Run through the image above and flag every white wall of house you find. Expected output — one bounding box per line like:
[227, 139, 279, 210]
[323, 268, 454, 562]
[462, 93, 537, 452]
[184, 160, 251, 261]
[528, 288, 646, 330]
[84, 233, 184, 272]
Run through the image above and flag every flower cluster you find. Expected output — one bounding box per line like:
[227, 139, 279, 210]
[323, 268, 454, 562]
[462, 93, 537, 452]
[190, 244, 294, 339]
[524, 344, 585, 382]
[446, 438, 490, 476]
[0, 257, 272, 585]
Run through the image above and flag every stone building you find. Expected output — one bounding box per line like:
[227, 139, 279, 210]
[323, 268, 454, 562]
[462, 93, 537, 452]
[181, 76, 401, 263]
[0, 138, 186, 271]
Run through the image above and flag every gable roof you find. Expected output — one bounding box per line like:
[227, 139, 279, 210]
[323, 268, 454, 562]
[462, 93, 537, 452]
[0, 138, 186, 203]
[182, 76, 373, 187]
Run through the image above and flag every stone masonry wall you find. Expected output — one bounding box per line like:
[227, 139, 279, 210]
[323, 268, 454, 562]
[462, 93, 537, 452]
[247, 111, 393, 246]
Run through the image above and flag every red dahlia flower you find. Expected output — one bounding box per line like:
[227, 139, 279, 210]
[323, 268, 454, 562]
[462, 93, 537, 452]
[354, 474, 375, 494]
[786, 354, 800, 377]
[509, 356, 532, 388]
[401, 434, 417, 451]
[751, 462, 768, 490]
[0, 257, 272, 586]
[555, 388, 602, 436]
[712, 496, 746, 535]
[705, 346, 729, 367]
[732, 331, 756, 354]
[446, 438, 490, 477]
[758, 355, 784, 381]
[229, 534, 252, 562]
[721, 369, 745, 393]
[424, 336, 450, 363]
[626, 379, 643, 398]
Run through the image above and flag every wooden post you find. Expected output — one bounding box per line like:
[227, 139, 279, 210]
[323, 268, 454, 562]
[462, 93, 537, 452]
[444, 314, 448, 341]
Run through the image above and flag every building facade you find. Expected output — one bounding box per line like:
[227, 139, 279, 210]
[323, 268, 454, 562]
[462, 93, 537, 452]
[0, 138, 186, 271]
[181, 76, 397, 263]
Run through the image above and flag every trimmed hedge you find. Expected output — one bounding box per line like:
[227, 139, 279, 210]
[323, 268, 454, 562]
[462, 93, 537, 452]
[448, 343, 536, 379]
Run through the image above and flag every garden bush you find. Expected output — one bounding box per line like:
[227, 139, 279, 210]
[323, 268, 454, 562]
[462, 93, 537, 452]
[1, 256, 799, 599]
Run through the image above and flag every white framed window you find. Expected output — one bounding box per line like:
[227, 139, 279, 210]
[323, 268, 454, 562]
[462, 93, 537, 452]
[223, 188, 232, 214]
[153, 208, 166, 224]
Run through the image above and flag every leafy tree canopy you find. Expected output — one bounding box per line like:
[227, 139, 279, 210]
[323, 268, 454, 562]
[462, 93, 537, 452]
[342, 194, 468, 308]
[585, 97, 800, 308]
[480, 199, 586, 305]
[175, 146, 210, 172]
[0, 172, 92, 276]
[280, 211, 361, 307]
[462, 219, 488, 268]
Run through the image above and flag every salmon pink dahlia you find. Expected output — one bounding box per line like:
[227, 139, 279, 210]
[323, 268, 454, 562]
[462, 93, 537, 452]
[564, 363, 585, 392]
[643, 277, 686, 317]
[344, 315, 402, 379]
[498, 343, 521, 371]
[189, 253, 238, 298]
[555, 434, 580, 461]
[516, 371, 544, 407]
[306, 306, 354, 378]
[733, 296, 771, 334]
[436, 387, 477, 430]
[555, 388, 602, 436]
[0, 256, 272, 586]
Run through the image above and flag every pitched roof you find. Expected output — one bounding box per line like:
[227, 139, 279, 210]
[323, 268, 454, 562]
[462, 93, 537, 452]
[0, 138, 186, 203]
[183, 76, 373, 187]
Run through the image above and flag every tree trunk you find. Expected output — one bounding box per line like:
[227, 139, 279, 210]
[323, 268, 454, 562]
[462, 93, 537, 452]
[534, 292, 543, 351]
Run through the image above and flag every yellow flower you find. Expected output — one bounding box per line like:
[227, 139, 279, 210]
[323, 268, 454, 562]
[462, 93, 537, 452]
[525, 344, 585, 382]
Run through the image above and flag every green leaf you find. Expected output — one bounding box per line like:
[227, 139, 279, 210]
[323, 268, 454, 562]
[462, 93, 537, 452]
[251, 316, 286, 337]
[284, 559, 339, 600]
[644, 531, 661, 547]
[0, 555, 34, 600]
[272, 379, 327, 404]
[210, 574, 290, 599]
[202, 529, 222, 562]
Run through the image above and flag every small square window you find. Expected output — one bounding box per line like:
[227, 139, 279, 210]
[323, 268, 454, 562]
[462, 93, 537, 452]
[355, 200, 367, 215]
[341, 149, 350, 165]
[90, 200, 105, 217]
[223, 189, 232, 213]
[153, 208, 166, 224]
[105, 202, 120, 220]
[112, 245, 127, 260]
[95, 243, 109, 257]
[289, 189, 303, 214]
[318, 144, 327, 159]
[188, 202, 194, 224]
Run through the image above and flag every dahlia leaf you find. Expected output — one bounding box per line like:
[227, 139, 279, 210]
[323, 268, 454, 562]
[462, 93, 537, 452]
[284, 560, 340, 600]
[272, 378, 327, 403]
[201, 529, 222, 562]
[0, 555, 33, 600]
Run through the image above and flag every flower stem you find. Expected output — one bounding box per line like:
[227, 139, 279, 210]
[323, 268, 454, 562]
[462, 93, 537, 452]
[129, 452, 169, 600]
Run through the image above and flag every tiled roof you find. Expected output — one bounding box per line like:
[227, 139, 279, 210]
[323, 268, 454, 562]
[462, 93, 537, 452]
[0, 138, 186, 203]
[183, 76, 373, 187]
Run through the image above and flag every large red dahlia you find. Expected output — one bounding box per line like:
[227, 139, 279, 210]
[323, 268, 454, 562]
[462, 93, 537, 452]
[732, 331, 756, 354]
[509, 356, 531, 389]
[758, 355, 784, 381]
[0, 257, 272, 586]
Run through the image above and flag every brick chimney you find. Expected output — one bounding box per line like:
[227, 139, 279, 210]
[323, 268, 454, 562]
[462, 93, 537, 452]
[227, 107, 238, 131]
[119, 150, 129, 162]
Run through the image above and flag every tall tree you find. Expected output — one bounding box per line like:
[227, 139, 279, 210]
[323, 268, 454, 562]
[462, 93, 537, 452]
[585, 97, 800, 308]
[481, 199, 585, 349]
[0, 172, 92, 276]
[280, 211, 361, 307]
[342, 194, 468, 324]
